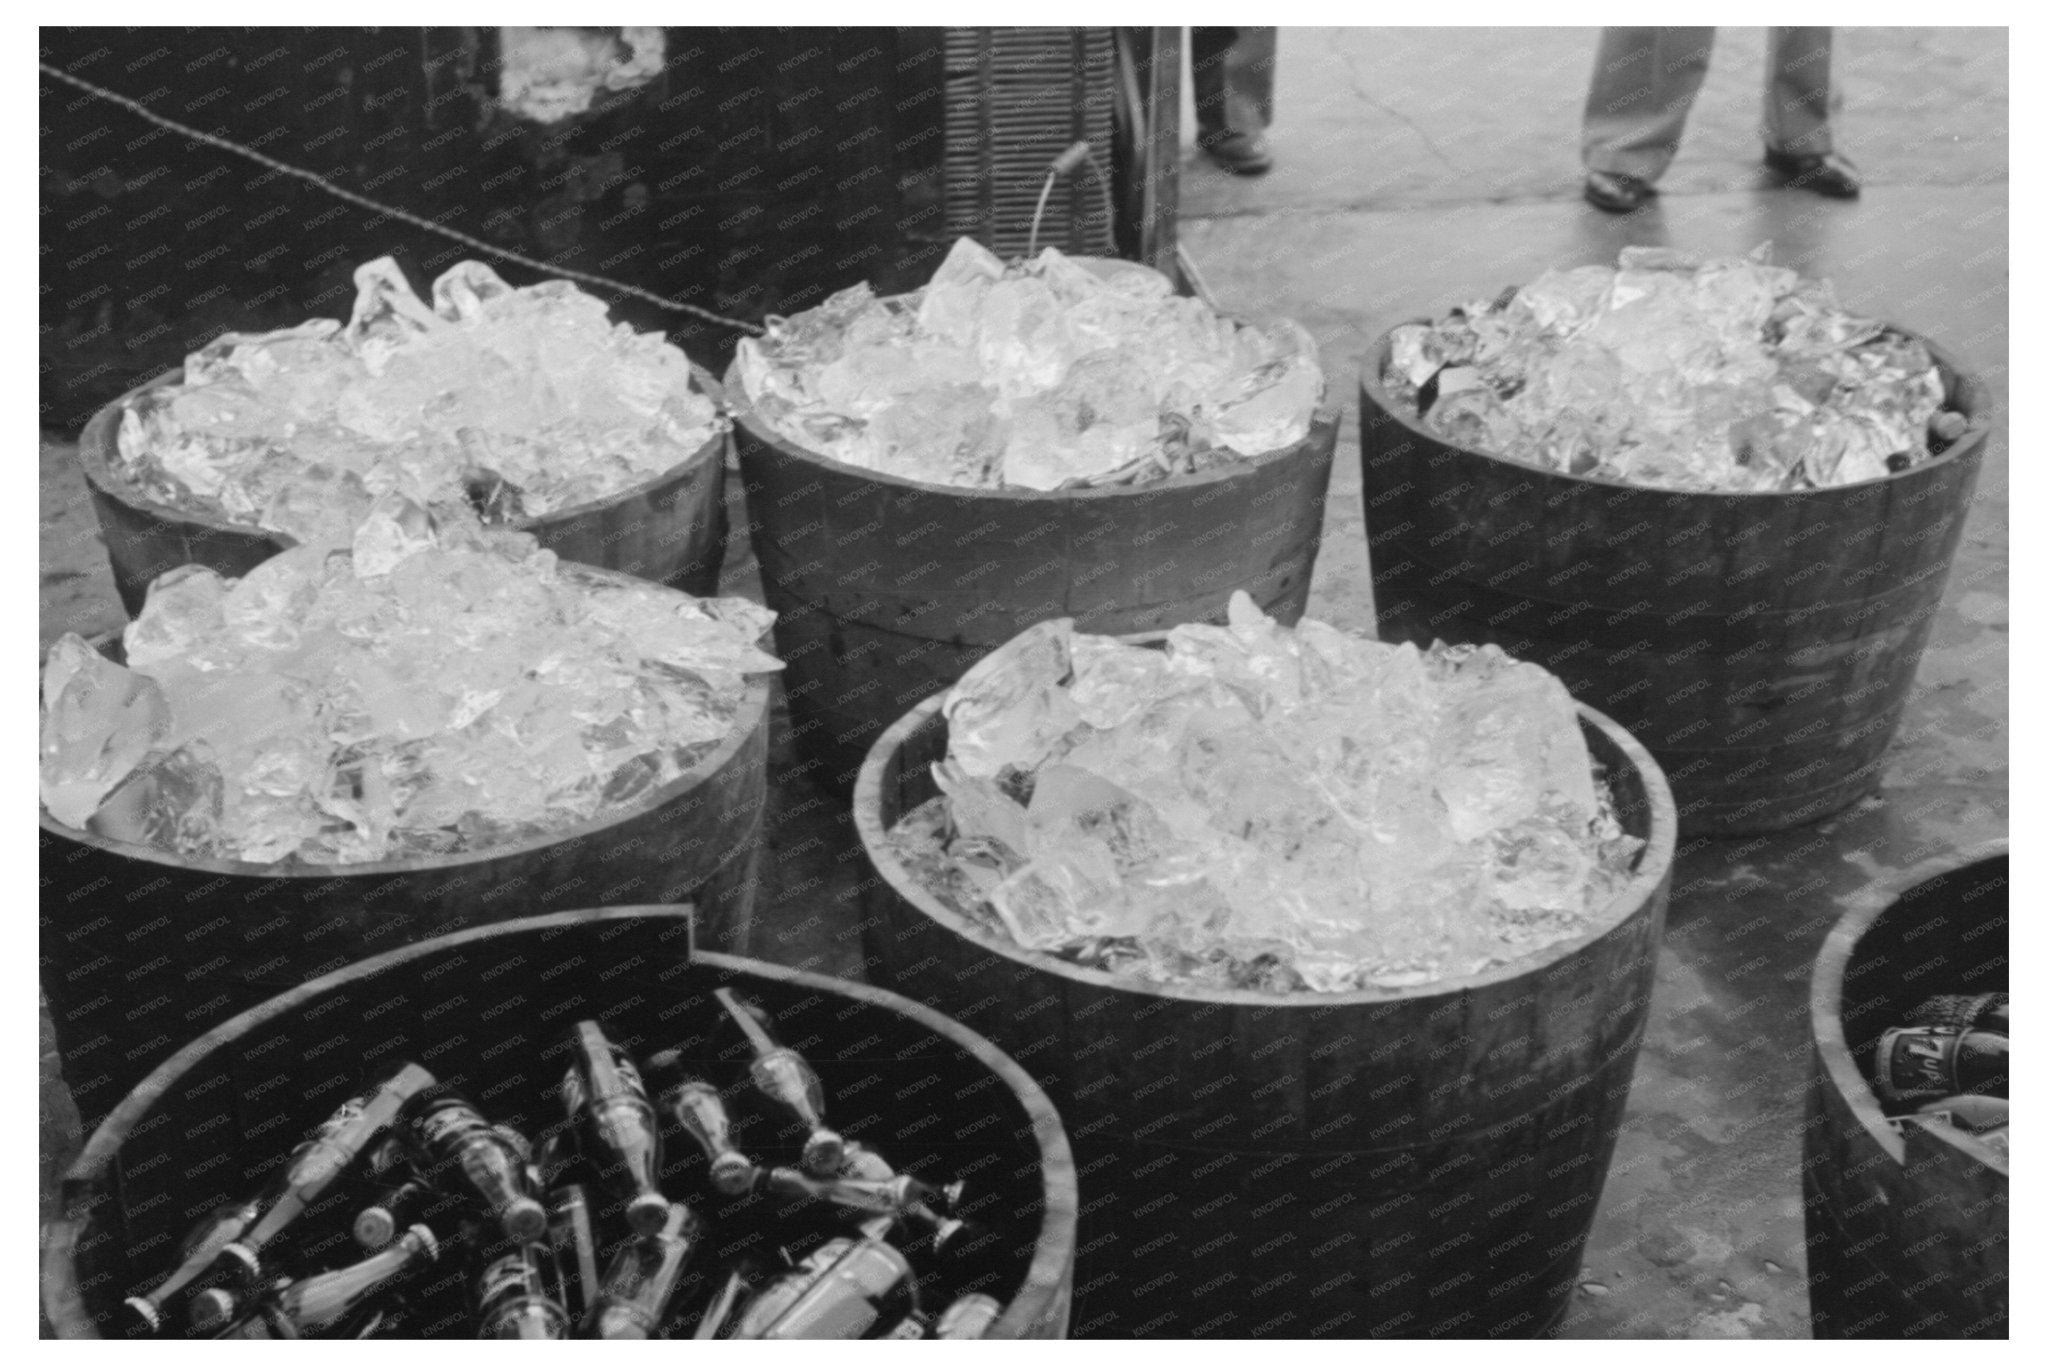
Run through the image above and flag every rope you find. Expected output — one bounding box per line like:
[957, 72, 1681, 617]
[39, 60, 765, 337]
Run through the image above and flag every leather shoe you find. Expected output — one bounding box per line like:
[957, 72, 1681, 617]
[1200, 131, 1274, 176]
[1583, 169, 1655, 214]
[1763, 147, 1862, 198]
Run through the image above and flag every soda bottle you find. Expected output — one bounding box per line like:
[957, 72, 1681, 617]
[561, 1020, 669, 1234]
[402, 1085, 547, 1242]
[584, 1202, 704, 1339]
[120, 1198, 262, 1335]
[647, 1051, 757, 1196]
[213, 1225, 438, 1339]
[728, 1235, 913, 1340]
[474, 1242, 571, 1340]
[714, 988, 844, 1176]
[547, 1183, 602, 1325]
[1874, 1026, 2009, 1104]
[179, 1061, 435, 1331]
[935, 1292, 1004, 1338]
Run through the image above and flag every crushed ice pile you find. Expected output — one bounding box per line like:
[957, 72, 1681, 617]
[885, 594, 1643, 993]
[733, 237, 1325, 490]
[113, 257, 726, 545]
[40, 499, 781, 865]
[1382, 246, 1961, 492]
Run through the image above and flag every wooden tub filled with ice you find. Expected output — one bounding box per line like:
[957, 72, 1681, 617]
[79, 257, 733, 615]
[856, 600, 1676, 1337]
[1359, 248, 1993, 834]
[727, 240, 1339, 791]
[40, 503, 776, 1130]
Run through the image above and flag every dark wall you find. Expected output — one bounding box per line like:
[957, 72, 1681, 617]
[40, 27, 948, 434]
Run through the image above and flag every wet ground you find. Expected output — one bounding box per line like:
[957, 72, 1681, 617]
[40, 26, 2006, 1339]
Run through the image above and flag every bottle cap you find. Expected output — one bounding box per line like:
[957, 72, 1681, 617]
[501, 1196, 548, 1244]
[710, 1152, 757, 1196]
[353, 1205, 397, 1250]
[801, 1129, 846, 1177]
[120, 1296, 163, 1334]
[187, 1287, 239, 1334]
[626, 1191, 672, 1235]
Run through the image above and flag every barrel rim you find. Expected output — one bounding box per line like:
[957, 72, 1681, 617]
[39, 904, 1078, 1341]
[722, 357, 1343, 502]
[1357, 320, 1993, 501]
[853, 664, 1679, 1008]
[1808, 842, 2010, 1174]
[36, 560, 773, 880]
[75, 362, 730, 543]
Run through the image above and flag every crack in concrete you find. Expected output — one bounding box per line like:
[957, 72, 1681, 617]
[1334, 41, 1464, 176]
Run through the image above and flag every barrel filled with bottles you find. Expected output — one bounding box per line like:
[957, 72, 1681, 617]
[41, 905, 1078, 1340]
[1358, 249, 1994, 834]
[725, 237, 1340, 792]
[855, 610, 1678, 1337]
[77, 257, 735, 617]
[1804, 846, 2007, 1338]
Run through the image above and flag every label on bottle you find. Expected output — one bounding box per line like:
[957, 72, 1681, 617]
[477, 1252, 538, 1308]
[413, 1100, 487, 1153]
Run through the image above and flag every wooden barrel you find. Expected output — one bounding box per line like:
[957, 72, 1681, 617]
[40, 905, 1078, 1340]
[854, 688, 1677, 1338]
[726, 362, 1339, 794]
[1359, 327, 1993, 836]
[76, 364, 732, 618]
[1803, 846, 2008, 1339]
[39, 575, 768, 1133]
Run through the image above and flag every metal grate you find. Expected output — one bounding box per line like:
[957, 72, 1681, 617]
[942, 27, 1117, 260]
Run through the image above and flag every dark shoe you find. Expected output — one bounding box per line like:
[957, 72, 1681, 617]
[1200, 131, 1273, 176]
[1763, 147, 1862, 198]
[1582, 169, 1656, 214]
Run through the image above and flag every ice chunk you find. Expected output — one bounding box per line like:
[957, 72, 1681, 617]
[40, 636, 172, 827]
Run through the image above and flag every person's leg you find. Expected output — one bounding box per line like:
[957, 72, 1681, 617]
[1761, 27, 1860, 196]
[1192, 26, 1276, 174]
[1581, 26, 1714, 183]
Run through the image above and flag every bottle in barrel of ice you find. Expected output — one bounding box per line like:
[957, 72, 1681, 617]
[647, 1049, 758, 1196]
[475, 1240, 573, 1340]
[728, 1229, 916, 1340]
[401, 1085, 547, 1243]
[583, 1201, 705, 1339]
[715, 988, 844, 1176]
[125, 1061, 434, 1334]
[212, 1225, 438, 1339]
[560, 1019, 670, 1233]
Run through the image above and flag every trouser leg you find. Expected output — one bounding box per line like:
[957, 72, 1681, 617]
[1581, 26, 1715, 182]
[1192, 26, 1277, 141]
[1763, 26, 1835, 155]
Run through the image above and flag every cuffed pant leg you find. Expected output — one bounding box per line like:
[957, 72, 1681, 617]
[1582, 26, 1715, 183]
[1763, 26, 1835, 155]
